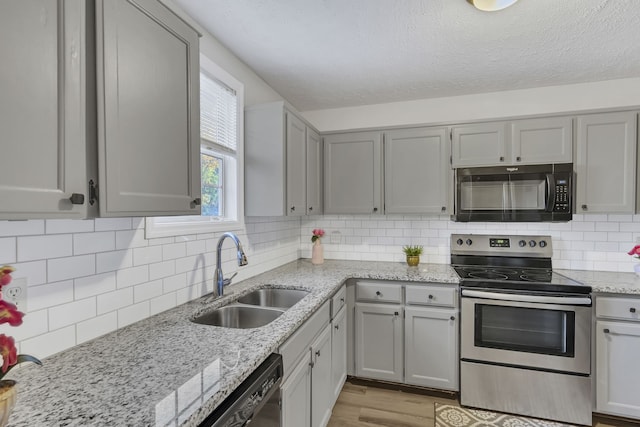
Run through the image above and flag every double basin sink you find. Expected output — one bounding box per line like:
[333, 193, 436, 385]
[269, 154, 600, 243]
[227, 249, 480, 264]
[191, 288, 310, 329]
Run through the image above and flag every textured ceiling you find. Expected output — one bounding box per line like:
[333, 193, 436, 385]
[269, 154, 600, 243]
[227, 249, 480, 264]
[174, 0, 640, 111]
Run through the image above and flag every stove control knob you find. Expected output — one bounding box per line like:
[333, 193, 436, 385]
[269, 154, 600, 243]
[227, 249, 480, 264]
[456, 238, 463, 246]
[529, 240, 537, 247]
[539, 240, 547, 248]
[518, 240, 526, 247]
[465, 239, 473, 246]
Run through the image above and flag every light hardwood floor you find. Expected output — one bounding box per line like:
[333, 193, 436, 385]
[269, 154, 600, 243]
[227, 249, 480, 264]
[327, 380, 638, 427]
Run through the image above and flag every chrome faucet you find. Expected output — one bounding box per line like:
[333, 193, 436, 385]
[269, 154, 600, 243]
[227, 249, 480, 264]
[214, 232, 248, 297]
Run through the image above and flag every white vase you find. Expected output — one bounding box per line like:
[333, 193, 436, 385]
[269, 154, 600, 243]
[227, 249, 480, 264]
[311, 240, 324, 265]
[633, 263, 640, 277]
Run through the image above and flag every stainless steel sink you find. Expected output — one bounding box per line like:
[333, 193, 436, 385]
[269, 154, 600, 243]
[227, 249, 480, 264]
[237, 288, 310, 309]
[192, 305, 284, 329]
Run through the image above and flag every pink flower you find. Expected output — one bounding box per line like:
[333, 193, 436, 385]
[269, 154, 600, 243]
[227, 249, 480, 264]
[0, 334, 17, 373]
[0, 300, 23, 327]
[311, 228, 325, 243]
[0, 266, 14, 288]
[629, 245, 640, 257]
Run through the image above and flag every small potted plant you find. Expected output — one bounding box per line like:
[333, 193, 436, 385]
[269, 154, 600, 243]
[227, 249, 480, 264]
[402, 245, 423, 267]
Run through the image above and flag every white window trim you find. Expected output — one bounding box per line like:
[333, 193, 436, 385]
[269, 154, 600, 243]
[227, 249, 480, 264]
[145, 54, 245, 239]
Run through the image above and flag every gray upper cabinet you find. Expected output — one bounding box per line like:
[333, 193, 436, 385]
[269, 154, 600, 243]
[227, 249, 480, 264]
[576, 112, 637, 214]
[324, 132, 383, 215]
[452, 117, 572, 167]
[384, 128, 450, 214]
[510, 117, 573, 165]
[0, 1, 97, 220]
[245, 101, 322, 216]
[0, 0, 200, 219]
[97, 0, 200, 217]
[451, 122, 507, 167]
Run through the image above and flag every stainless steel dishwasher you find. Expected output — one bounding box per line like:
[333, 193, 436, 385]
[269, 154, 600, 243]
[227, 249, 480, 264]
[198, 353, 282, 427]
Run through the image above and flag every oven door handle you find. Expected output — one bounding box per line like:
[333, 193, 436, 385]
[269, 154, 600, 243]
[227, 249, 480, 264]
[461, 289, 591, 305]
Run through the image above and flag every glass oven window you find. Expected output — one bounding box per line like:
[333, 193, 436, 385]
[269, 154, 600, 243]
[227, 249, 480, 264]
[475, 304, 575, 357]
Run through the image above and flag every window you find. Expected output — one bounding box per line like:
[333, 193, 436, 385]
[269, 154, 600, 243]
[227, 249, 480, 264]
[145, 54, 244, 238]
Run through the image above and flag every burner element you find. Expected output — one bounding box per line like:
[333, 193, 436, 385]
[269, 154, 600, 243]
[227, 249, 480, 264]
[468, 272, 509, 280]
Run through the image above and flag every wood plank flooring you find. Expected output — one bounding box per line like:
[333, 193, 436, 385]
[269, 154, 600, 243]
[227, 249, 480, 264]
[327, 380, 639, 427]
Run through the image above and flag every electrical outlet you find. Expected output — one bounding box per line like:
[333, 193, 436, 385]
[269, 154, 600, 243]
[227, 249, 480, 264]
[3, 277, 27, 312]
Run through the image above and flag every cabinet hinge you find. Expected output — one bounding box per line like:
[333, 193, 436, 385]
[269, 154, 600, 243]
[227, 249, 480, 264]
[449, 155, 452, 165]
[449, 129, 452, 141]
[88, 180, 98, 206]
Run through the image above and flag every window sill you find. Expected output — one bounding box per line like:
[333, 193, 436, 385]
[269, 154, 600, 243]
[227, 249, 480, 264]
[145, 217, 245, 239]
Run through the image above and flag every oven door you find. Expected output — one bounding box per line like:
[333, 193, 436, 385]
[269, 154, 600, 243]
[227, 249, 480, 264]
[461, 289, 591, 374]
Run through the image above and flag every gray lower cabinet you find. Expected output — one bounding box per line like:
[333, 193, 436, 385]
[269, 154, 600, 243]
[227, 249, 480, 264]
[330, 306, 347, 406]
[576, 111, 637, 214]
[324, 132, 383, 215]
[354, 281, 459, 391]
[0, 0, 201, 219]
[384, 128, 451, 214]
[245, 101, 322, 216]
[355, 302, 404, 382]
[280, 301, 334, 427]
[595, 295, 640, 420]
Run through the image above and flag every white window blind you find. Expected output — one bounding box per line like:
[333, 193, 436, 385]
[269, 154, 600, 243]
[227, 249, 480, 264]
[200, 72, 237, 152]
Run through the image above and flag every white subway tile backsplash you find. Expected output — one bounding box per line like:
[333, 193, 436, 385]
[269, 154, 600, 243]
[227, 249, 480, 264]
[76, 312, 118, 344]
[75, 272, 117, 300]
[1, 309, 48, 341]
[73, 231, 115, 255]
[0, 220, 44, 237]
[150, 293, 177, 316]
[163, 242, 187, 260]
[149, 260, 176, 281]
[49, 298, 96, 330]
[48, 254, 95, 282]
[18, 234, 73, 262]
[163, 274, 187, 293]
[11, 260, 47, 285]
[21, 325, 76, 359]
[134, 280, 163, 303]
[94, 218, 133, 232]
[97, 288, 134, 315]
[116, 265, 149, 289]
[133, 245, 163, 266]
[115, 228, 148, 250]
[0, 237, 15, 264]
[118, 302, 150, 328]
[28, 281, 74, 312]
[96, 249, 133, 273]
[46, 219, 94, 234]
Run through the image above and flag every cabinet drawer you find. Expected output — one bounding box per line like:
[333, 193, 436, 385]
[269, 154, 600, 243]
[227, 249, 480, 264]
[331, 285, 346, 318]
[596, 296, 640, 321]
[356, 281, 402, 303]
[405, 285, 457, 307]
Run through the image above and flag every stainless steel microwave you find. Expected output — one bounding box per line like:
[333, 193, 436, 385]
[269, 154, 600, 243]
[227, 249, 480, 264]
[453, 163, 573, 222]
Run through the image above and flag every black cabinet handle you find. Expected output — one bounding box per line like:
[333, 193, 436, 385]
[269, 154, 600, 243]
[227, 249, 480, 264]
[428, 294, 434, 300]
[441, 206, 446, 212]
[373, 207, 378, 212]
[340, 298, 345, 303]
[499, 156, 505, 162]
[308, 206, 313, 211]
[603, 328, 610, 334]
[450, 316, 456, 321]
[69, 193, 85, 205]
[582, 204, 587, 210]
[631, 307, 637, 313]
[316, 350, 320, 357]
[516, 156, 521, 162]
[376, 291, 381, 296]
[191, 198, 201, 208]
[394, 311, 399, 316]
[290, 206, 295, 211]
[335, 324, 339, 330]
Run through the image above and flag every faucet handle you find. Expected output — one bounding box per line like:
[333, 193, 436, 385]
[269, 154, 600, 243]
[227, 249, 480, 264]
[223, 272, 238, 287]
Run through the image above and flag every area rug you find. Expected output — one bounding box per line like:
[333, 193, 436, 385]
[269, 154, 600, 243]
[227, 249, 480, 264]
[435, 403, 573, 427]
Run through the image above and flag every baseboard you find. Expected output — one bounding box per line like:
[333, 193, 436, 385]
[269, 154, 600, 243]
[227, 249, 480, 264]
[346, 376, 458, 399]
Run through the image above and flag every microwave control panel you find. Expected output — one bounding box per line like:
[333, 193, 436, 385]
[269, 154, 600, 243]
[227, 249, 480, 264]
[553, 179, 570, 212]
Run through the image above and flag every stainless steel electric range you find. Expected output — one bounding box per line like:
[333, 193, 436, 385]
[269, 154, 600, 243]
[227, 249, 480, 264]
[451, 234, 593, 426]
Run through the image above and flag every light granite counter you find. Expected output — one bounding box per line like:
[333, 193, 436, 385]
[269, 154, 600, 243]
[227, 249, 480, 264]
[6, 260, 458, 427]
[558, 269, 640, 295]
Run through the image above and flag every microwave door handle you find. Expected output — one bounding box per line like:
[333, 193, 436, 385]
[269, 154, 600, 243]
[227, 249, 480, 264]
[545, 173, 556, 212]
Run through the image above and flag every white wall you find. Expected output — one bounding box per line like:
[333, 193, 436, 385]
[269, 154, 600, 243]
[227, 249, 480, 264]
[300, 214, 640, 273]
[301, 77, 640, 132]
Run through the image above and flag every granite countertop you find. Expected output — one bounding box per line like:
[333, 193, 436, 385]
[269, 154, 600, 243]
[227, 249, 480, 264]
[6, 260, 458, 427]
[559, 269, 640, 295]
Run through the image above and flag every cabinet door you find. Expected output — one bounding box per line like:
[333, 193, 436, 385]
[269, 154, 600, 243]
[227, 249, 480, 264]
[324, 132, 383, 214]
[306, 128, 323, 215]
[311, 324, 333, 427]
[97, 0, 200, 216]
[385, 128, 450, 214]
[355, 303, 403, 382]
[0, 1, 95, 219]
[330, 306, 347, 406]
[405, 306, 459, 391]
[511, 117, 572, 165]
[576, 112, 637, 213]
[451, 122, 508, 167]
[282, 353, 312, 427]
[596, 320, 640, 418]
[286, 112, 307, 216]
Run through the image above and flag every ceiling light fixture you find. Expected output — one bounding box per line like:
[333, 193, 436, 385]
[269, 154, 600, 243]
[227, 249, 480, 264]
[467, 0, 519, 12]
